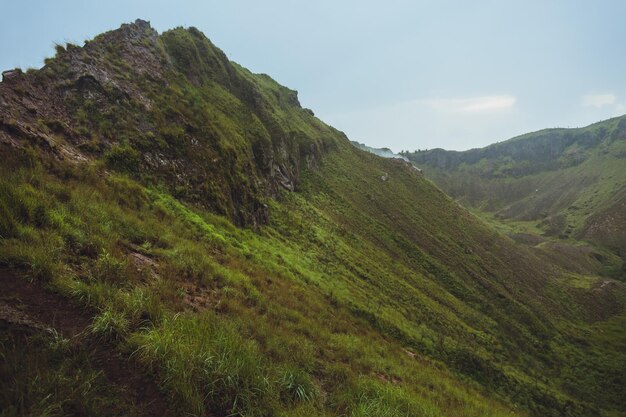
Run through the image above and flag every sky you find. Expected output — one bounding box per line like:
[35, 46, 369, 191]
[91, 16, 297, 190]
[1, 0, 625, 151]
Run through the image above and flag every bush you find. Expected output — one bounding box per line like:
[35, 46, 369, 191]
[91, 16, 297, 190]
[104, 145, 141, 173]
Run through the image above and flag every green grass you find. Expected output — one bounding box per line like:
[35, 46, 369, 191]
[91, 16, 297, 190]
[563, 273, 598, 289]
[0, 153, 537, 417]
[131, 313, 274, 416]
[90, 307, 130, 341]
[2, 145, 623, 416]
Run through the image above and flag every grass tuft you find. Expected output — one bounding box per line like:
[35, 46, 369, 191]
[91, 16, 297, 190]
[279, 368, 317, 403]
[90, 307, 130, 341]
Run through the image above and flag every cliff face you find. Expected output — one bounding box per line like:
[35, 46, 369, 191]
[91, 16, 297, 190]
[0, 19, 340, 226]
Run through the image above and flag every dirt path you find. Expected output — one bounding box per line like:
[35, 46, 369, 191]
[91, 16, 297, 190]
[0, 268, 175, 417]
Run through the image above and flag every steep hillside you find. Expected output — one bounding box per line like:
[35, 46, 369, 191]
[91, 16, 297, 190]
[403, 118, 626, 277]
[1, 21, 625, 417]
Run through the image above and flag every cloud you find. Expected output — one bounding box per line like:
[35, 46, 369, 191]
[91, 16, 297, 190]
[421, 95, 517, 113]
[581, 93, 616, 108]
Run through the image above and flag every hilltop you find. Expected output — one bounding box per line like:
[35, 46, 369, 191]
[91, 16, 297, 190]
[1, 20, 625, 417]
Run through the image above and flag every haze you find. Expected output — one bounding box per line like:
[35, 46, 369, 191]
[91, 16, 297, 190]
[2, 0, 625, 151]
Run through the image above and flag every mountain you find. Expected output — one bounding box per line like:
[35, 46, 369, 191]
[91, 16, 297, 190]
[1, 20, 625, 417]
[403, 118, 626, 278]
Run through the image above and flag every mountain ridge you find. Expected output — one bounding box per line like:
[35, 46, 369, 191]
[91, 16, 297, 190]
[402, 116, 626, 276]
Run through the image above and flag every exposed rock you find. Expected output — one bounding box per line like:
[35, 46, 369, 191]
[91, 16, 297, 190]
[129, 251, 159, 279]
[402, 348, 416, 358]
[273, 163, 295, 191]
[1, 68, 22, 82]
[180, 281, 220, 312]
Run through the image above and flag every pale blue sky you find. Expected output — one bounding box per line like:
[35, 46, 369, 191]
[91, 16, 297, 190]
[2, 0, 625, 151]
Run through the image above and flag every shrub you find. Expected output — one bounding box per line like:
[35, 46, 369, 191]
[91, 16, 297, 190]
[104, 145, 141, 173]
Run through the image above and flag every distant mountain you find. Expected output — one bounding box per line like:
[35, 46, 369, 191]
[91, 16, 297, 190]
[1, 20, 625, 417]
[403, 117, 626, 275]
[351, 141, 409, 161]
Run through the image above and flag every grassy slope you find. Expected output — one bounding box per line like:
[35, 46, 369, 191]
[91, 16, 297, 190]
[1, 21, 625, 417]
[1, 146, 529, 417]
[2, 140, 625, 417]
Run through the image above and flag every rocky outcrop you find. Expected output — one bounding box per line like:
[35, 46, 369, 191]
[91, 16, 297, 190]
[1, 69, 22, 82]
